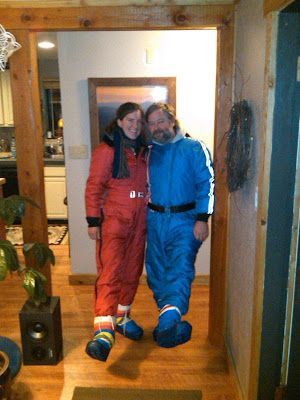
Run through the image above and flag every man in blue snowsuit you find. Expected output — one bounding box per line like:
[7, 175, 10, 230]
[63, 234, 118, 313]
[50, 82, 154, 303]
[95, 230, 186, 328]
[145, 103, 214, 348]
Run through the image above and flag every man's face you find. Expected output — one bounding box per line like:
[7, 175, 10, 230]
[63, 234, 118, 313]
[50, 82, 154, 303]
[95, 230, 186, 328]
[147, 109, 175, 144]
[117, 110, 143, 140]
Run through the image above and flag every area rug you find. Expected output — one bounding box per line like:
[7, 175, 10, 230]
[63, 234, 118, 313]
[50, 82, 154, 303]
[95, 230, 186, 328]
[5, 225, 68, 246]
[72, 387, 202, 400]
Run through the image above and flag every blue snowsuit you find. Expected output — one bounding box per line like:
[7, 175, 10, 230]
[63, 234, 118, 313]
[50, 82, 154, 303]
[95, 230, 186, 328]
[146, 132, 214, 315]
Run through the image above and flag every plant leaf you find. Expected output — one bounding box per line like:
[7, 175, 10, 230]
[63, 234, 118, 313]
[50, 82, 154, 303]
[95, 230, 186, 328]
[23, 242, 55, 268]
[0, 240, 20, 272]
[0, 251, 8, 280]
[0, 195, 39, 226]
[23, 269, 47, 305]
[23, 270, 36, 298]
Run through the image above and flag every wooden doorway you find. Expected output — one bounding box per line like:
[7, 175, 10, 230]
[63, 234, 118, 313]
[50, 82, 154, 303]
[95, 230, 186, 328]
[1, 4, 234, 347]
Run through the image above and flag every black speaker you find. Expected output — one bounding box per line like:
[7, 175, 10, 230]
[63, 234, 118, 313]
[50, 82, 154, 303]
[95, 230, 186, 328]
[19, 296, 63, 365]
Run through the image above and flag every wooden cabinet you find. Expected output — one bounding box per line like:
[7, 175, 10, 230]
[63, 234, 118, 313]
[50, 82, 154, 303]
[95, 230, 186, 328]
[44, 166, 67, 219]
[0, 70, 14, 126]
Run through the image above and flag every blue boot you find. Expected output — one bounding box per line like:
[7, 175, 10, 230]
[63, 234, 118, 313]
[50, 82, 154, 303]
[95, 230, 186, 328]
[157, 305, 181, 334]
[86, 316, 115, 362]
[156, 321, 192, 348]
[116, 304, 143, 340]
[116, 317, 143, 340]
[85, 336, 112, 362]
[154, 305, 192, 348]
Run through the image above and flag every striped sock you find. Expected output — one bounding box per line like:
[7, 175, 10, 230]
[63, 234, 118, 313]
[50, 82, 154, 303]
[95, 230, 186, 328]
[159, 305, 181, 331]
[116, 304, 131, 325]
[115, 304, 143, 340]
[93, 316, 115, 350]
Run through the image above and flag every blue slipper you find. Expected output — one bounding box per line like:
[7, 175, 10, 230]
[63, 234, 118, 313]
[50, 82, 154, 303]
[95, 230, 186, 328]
[116, 318, 143, 341]
[156, 321, 192, 348]
[85, 339, 111, 362]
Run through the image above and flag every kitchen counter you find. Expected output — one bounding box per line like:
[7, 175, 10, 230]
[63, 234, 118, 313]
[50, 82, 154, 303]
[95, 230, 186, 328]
[0, 157, 65, 198]
[0, 157, 65, 166]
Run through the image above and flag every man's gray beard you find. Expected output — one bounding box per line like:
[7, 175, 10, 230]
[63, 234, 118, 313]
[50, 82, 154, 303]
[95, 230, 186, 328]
[152, 129, 174, 144]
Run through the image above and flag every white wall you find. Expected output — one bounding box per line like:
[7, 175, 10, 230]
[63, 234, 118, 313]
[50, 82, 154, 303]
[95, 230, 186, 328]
[58, 30, 217, 276]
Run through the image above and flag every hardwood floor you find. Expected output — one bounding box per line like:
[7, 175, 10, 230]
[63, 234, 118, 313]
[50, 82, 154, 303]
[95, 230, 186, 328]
[1, 245, 237, 400]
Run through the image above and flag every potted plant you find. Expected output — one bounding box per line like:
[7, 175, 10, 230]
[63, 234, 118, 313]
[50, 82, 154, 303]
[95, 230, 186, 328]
[0, 195, 63, 366]
[0, 195, 55, 305]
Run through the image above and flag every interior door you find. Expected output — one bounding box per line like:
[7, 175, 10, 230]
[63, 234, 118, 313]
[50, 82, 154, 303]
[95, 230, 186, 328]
[257, 5, 300, 399]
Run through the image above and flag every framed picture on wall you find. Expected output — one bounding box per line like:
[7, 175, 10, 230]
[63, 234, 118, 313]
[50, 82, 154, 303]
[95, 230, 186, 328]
[88, 77, 176, 150]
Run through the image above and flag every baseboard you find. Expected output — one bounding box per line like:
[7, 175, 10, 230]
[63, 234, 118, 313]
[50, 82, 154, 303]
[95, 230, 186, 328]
[226, 341, 244, 400]
[68, 274, 96, 285]
[68, 273, 210, 286]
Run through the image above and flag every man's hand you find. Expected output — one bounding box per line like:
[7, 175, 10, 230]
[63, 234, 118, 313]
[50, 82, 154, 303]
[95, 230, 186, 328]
[88, 226, 100, 240]
[193, 221, 209, 242]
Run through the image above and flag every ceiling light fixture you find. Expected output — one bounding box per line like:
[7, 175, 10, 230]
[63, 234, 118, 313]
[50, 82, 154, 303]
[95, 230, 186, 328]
[38, 41, 55, 49]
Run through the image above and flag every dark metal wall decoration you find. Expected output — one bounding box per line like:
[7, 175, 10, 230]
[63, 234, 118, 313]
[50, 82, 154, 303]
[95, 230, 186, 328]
[226, 99, 253, 192]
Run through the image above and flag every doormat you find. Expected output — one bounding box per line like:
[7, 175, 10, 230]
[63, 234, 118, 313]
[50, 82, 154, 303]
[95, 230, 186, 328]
[72, 387, 202, 400]
[5, 225, 68, 246]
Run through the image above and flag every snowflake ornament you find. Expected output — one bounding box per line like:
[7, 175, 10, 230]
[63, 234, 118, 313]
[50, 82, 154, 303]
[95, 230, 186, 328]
[0, 24, 21, 71]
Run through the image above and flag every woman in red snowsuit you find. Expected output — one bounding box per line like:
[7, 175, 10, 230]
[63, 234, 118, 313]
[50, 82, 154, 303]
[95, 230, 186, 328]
[85, 102, 148, 362]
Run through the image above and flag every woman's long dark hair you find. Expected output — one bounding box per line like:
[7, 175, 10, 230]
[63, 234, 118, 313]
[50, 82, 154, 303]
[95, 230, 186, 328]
[104, 102, 148, 179]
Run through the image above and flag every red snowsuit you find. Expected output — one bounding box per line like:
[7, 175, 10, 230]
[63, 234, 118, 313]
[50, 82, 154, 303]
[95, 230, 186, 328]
[85, 142, 148, 317]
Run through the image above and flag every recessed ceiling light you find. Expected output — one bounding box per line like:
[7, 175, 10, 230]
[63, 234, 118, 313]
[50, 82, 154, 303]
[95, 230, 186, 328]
[38, 41, 55, 49]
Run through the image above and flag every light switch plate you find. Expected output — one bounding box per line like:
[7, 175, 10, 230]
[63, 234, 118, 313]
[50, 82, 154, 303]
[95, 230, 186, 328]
[146, 48, 154, 64]
[69, 145, 88, 159]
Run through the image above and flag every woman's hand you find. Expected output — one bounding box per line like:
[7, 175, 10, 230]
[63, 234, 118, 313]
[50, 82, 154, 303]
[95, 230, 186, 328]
[88, 226, 100, 240]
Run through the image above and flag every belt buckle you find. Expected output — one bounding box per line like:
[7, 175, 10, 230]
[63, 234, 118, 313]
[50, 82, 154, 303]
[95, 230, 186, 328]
[165, 206, 171, 215]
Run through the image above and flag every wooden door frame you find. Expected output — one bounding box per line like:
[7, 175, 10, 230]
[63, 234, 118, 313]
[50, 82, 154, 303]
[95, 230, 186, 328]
[0, 4, 234, 347]
[264, 0, 295, 14]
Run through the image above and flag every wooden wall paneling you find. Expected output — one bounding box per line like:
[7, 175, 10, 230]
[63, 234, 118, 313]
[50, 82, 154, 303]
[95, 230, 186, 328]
[208, 17, 234, 347]
[9, 30, 51, 295]
[264, 0, 295, 14]
[0, 5, 234, 30]
[248, 13, 278, 400]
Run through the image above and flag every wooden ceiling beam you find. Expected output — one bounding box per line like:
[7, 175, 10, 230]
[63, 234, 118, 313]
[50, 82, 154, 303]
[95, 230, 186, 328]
[0, 5, 234, 30]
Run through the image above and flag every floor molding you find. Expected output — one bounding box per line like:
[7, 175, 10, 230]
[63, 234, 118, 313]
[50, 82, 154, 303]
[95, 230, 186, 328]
[68, 273, 210, 286]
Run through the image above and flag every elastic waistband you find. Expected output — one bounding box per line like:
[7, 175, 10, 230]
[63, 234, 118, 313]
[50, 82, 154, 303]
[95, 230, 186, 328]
[148, 202, 195, 213]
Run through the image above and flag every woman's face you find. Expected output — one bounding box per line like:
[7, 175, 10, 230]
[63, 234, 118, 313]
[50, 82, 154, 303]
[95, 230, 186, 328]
[117, 110, 143, 140]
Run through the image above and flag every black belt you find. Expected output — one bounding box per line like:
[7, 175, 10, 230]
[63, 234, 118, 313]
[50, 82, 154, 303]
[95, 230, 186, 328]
[148, 202, 195, 213]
